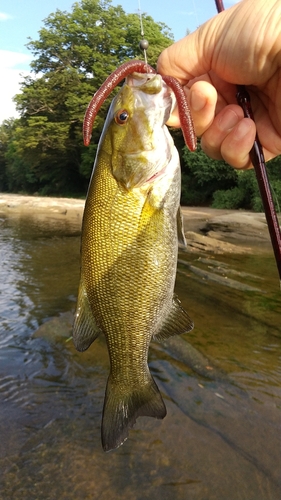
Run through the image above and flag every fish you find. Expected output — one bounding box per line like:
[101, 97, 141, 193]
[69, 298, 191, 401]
[73, 72, 193, 452]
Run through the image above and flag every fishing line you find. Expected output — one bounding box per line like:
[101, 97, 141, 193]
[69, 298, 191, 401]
[138, 0, 149, 67]
[191, 0, 199, 29]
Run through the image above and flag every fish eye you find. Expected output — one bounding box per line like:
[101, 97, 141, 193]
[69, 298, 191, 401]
[115, 109, 129, 125]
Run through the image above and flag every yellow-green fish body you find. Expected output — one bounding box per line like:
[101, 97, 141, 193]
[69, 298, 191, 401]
[73, 73, 193, 451]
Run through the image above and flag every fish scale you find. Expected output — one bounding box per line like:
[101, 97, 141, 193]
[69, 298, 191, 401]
[73, 73, 193, 451]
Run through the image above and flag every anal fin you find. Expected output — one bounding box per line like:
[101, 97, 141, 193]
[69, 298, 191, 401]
[73, 281, 102, 351]
[154, 295, 193, 341]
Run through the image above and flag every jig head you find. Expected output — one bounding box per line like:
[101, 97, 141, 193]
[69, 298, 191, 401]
[83, 0, 281, 284]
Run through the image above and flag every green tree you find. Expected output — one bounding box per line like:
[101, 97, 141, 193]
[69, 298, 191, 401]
[211, 159, 281, 212]
[181, 141, 238, 205]
[5, 0, 173, 195]
[0, 119, 18, 191]
[246, 157, 281, 212]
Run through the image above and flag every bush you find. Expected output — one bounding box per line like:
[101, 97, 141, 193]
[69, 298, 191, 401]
[181, 142, 238, 205]
[212, 186, 246, 209]
[211, 169, 281, 212]
[180, 141, 281, 212]
[252, 179, 281, 212]
[180, 173, 209, 205]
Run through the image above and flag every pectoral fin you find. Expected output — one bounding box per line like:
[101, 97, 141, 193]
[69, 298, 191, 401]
[177, 207, 186, 247]
[153, 295, 193, 341]
[73, 281, 102, 351]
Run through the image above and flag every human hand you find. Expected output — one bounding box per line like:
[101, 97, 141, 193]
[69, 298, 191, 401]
[157, 0, 281, 169]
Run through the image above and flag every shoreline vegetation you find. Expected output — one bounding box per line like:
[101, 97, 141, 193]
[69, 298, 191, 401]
[0, 193, 273, 254]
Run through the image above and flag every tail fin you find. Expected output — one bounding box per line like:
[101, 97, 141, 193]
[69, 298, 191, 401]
[101, 374, 166, 452]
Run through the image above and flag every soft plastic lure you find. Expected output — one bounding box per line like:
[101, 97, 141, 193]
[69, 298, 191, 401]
[83, 60, 196, 152]
[83, 0, 281, 284]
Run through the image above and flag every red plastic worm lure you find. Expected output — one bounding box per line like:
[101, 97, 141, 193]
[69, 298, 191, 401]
[83, 0, 281, 283]
[161, 75, 196, 151]
[215, 0, 281, 283]
[83, 60, 196, 151]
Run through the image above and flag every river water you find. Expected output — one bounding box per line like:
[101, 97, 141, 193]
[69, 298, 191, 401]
[0, 212, 280, 499]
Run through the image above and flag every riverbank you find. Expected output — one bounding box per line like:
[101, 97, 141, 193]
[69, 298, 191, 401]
[0, 193, 273, 253]
[0, 193, 84, 233]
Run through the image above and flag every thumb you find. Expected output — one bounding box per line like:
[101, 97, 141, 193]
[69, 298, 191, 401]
[157, 0, 280, 86]
[157, 0, 245, 84]
[157, 26, 212, 85]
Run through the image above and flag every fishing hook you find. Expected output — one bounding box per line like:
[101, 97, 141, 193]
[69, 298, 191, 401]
[84, 2, 281, 283]
[215, 0, 281, 283]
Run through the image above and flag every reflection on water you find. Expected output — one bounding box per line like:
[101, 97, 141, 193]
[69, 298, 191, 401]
[0, 213, 280, 499]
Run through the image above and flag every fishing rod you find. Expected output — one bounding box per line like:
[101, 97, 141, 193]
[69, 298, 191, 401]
[215, 0, 281, 285]
[85, 0, 281, 286]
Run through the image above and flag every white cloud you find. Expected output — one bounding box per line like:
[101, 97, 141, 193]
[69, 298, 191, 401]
[0, 49, 31, 70]
[0, 12, 12, 21]
[0, 50, 32, 122]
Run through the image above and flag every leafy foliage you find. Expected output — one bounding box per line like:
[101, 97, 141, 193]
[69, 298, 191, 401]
[180, 141, 238, 205]
[1, 0, 281, 211]
[212, 162, 281, 212]
[0, 119, 16, 191]
[180, 140, 281, 212]
[2, 0, 173, 195]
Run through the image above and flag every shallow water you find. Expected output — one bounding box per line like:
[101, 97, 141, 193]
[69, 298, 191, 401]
[0, 213, 280, 499]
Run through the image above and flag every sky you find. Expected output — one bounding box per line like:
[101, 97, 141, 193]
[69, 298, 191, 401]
[0, 0, 237, 123]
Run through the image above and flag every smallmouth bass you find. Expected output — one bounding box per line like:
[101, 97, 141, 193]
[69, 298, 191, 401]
[73, 72, 193, 451]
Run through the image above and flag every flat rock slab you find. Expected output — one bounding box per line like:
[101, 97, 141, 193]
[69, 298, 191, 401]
[0, 194, 85, 214]
[203, 212, 269, 242]
[0, 194, 85, 232]
[184, 230, 252, 254]
[0, 195, 275, 252]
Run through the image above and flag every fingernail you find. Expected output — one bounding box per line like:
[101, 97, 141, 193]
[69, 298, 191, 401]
[218, 109, 240, 132]
[190, 90, 207, 112]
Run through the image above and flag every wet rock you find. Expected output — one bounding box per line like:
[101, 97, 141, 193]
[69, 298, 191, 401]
[33, 310, 227, 382]
[0, 194, 84, 233]
[178, 257, 264, 292]
[184, 231, 251, 254]
[178, 264, 263, 292]
[156, 336, 229, 382]
[33, 311, 73, 342]
[0, 194, 84, 214]
[0, 195, 275, 253]
[201, 212, 270, 242]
